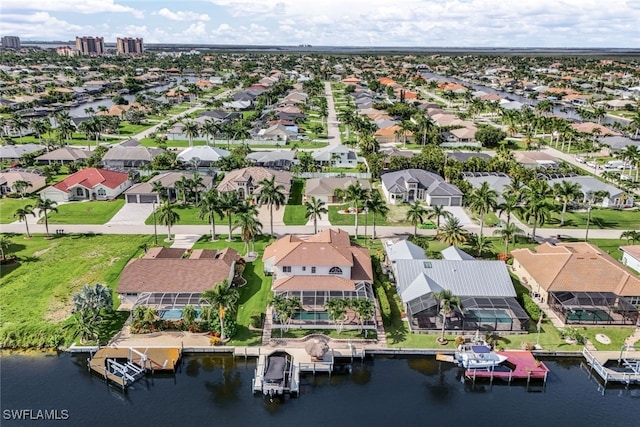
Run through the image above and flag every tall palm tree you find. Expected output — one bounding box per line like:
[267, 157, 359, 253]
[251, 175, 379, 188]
[339, 182, 366, 238]
[620, 230, 640, 244]
[270, 294, 301, 335]
[201, 118, 221, 147]
[219, 190, 240, 241]
[31, 118, 49, 144]
[426, 205, 452, 228]
[436, 216, 468, 246]
[0, 234, 11, 260]
[467, 182, 498, 238]
[304, 196, 327, 234]
[156, 200, 180, 241]
[366, 190, 389, 239]
[433, 289, 461, 343]
[553, 181, 582, 227]
[34, 198, 58, 237]
[493, 223, 525, 254]
[352, 298, 374, 336]
[11, 180, 31, 198]
[324, 298, 347, 332]
[257, 176, 286, 238]
[183, 120, 200, 147]
[235, 202, 262, 254]
[198, 188, 222, 241]
[497, 194, 522, 228]
[10, 114, 27, 143]
[406, 202, 427, 237]
[14, 204, 35, 238]
[200, 279, 239, 341]
[151, 180, 169, 202]
[190, 173, 205, 205]
[522, 180, 554, 241]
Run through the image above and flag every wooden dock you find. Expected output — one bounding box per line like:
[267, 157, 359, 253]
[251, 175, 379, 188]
[582, 347, 640, 387]
[88, 347, 181, 390]
[465, 350, 549, 385]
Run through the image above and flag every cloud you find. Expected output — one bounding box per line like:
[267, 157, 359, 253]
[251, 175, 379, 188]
[3, 0, 144, 18]
[1, 12, 84, 39]
[156, 8, 211, 22]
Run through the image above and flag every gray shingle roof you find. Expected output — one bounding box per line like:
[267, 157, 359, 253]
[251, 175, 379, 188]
[381, 169, 462, 197]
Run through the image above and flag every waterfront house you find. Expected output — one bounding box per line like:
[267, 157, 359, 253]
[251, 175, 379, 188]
[0, 144, 44, 162]
[262, 228, 375, 330]
[381, 169, 462, 206]
[246, 150, 297, 170]
[391, 245, 529, 332]
[117, 247, 239, 309]
[177, 146, 230, 167]
[101, 144, 163, 169]
[39, 167, 131, 202]
[35, 147, 91, 165]
[511, 242, 640, 323]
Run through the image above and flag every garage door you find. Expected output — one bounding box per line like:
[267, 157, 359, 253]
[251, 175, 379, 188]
[126, 194, 138, 203]
[139, 195, 158, 204]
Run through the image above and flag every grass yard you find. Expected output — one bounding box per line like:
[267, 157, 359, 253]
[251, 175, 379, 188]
[328, 203, 412, 227]
[167, 104, 192, 114]
[283, 205, 308, 225]
[580, 327, 635, 351]
[539, 208, 640, 230]
[280, 329, 376, 340]
[43, 199, 125, 224]
[0, 234, 152, 349]
[191, 235, 274, 346]
[116, 122, 156, 136]
[9, 133, 120, 148]
[0, 198, 39, 224]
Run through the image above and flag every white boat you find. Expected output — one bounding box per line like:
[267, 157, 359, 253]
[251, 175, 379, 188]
[455, 343, 508, 369]
[261, 352, 292, 397]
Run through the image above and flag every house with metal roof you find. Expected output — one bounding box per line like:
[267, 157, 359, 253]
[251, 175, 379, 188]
[246, 150, 297, 171]
[394, 247, 528, 333]
[381, 169, 462, 206]
[177, 146, 230, 167]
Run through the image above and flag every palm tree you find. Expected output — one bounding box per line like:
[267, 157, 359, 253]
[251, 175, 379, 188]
[257, 176, 286, 237]
[200, 279, 239, 341]
[467, 182, 498, 238]
[181, 305, 197, 327]
[433, 289, 461, 343]
[10, 114, 27, 143]
[497, 194, 522, 228]
[553, 181, 582, 227]
[270, 294, 301, 335]
[304, 196, 327, 234]
[201, 118, 221, 146]
[493, 223, 525, 254]
[468, 234, 492, 257]
[198, 188, 222, 241]
[0, 234, 11, 260]
[426, 205, 452, 228]
[436, 216, 468, 246]
[14, 204, 35, 238]
[338, 182, 366, 238]
[183, 120, 200, 147]
[156, 200, 180, 241]
[34, 198, 58, 237]
[152, 180, 169, 202]
[11, 180, 31, 198]
[325, 298, 347, 333]
[366, 190, 389, 239]
[235, 202, 262, 254]
[219, 190, 240, 241]
[190, 173, 205, 205]
[72, 283, 113, 319]
[522, 180, 554, 241]
[406, 202, 427, 237]
[620, 230, 640, 244]
[352, 299, 374, 336]
[31, 118, 49, 144]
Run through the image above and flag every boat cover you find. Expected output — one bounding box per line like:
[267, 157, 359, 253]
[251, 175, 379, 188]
[471, 345, 491, 353]
[265, 356, 286, 382]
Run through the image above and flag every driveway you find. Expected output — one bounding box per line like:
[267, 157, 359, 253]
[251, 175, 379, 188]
[444, 206, 474, 227]
[105, 203, 155, 226]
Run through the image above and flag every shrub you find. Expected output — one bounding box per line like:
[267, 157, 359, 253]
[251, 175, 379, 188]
[206, 315, 237, 338]
[454, 336, 465, 346]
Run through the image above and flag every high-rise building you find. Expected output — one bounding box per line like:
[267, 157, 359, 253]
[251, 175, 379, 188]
[1, 36, 21, 49]
[75, 36, 105, 56]
[116, 37, 144, 56]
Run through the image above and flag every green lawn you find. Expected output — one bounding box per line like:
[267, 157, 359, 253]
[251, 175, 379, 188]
[8, 133, 120, 147]
[280, 329, 376, 340]
[139, 138, 210, 148]
[0, 198, 39, 224]
[167, 104, 192, 114]
[191, 235, 274, 346]
[581, 327, 635, 351]
[538, 208, 640, 230]
[288, 178, 304, 205]
[283, 205, 308, 225]
[328, 204, 412, 227]
[116, 122, 155, 136]
[0, 234, 152, 349]
[43, 199, 125, 224]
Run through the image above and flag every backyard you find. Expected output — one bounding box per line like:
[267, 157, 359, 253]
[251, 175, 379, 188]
[538, 208, 640, 230]
[328, 203, 413, 227]
[0, 198, 38, 224]
[283, 179, 308, 226]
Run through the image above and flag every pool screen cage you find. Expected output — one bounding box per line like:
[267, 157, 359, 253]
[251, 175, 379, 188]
[133, 292, 209, 309]
[549, 291, 639, 325]
[408, 296, 530, 332]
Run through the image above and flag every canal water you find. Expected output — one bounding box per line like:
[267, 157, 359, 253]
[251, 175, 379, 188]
[1, 353, 637, 426]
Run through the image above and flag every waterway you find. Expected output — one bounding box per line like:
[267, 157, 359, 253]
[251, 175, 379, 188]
[420, 72, 630, 127]
[1, 353, 638, 426]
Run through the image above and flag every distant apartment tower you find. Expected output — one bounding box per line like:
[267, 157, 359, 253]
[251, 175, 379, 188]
[116, 37, 144, 56]
[56, 46, 77, 57]
[75, 36, 105, 56]
[1, 36, 21, 49]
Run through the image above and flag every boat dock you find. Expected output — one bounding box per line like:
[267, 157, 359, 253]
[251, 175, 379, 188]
[88, 347, 181, 390]
[465, 350, 550, 385]
[582, 347, 640, 387]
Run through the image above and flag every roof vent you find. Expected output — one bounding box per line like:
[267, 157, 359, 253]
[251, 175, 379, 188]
[424, 261, 432, 268]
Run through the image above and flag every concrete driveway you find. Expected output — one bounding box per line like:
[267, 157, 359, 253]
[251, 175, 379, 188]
[105, 203, 155, 226]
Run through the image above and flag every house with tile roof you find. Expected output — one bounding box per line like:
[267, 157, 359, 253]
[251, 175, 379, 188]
[125, 172, 215, 204]
[39, 167, 131, 202]
[620, 246, 640, 277]
[117, 247, 239, 309]
[512, 242, 640, 325]
[0, 170, 47, 196]
[35, 147, 90, 165]
[262, 228, 375, 330]
[217, 166, 292, 202]
[304, 177, 371, 203]
[381, 169, 462, 206]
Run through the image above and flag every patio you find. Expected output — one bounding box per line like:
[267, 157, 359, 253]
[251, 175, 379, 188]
[549, 291, 639, 326]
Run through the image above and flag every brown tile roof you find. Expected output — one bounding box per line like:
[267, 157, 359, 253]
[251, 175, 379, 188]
[144, 247, 186, 259]
[217, 167, 292, 195]
[512, 242, 640, 297]
[273, 276, 355, 291]
[620, 245, 640, 260]
[117, 248, 239, 294]
[305, 177, 370, 197]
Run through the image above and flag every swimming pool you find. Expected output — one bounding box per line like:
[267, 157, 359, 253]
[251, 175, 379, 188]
[466, 309, 512, 323]
[159, 307, 201, 320]
[565, 308, 612, 322]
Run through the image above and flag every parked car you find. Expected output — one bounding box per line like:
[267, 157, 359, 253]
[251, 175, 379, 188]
[575, 156, 585, 163]
[418, 221, 436, 229]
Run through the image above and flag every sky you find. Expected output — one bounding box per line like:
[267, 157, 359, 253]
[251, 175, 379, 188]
[1, 0, 639, 47]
